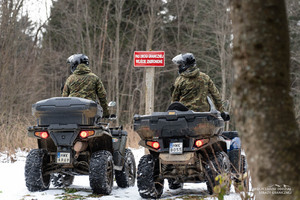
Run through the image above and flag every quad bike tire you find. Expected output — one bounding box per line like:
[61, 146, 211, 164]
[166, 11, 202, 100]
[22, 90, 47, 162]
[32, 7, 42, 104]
[240, 155, 249, 191]
[51, 173, 74, 188]
[205, 151, 230, 195]
[232, 154, 248, 192]
[115, 149, 136, 188]
[89, 150, 114, 195]
[168, 179, 183, 190]
[229, 149, 245, 174]
[137, 154, 164, 199]
[25, 149, 50, 192]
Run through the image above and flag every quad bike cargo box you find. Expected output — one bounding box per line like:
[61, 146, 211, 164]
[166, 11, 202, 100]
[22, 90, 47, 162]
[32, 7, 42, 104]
[32, 97, 103, 126]
[133, 110, 224, 140]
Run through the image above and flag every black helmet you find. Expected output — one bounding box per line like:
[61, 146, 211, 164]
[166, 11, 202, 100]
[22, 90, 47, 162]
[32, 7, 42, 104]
[172, 53, 196, 74]
[67, 54, 89, 73]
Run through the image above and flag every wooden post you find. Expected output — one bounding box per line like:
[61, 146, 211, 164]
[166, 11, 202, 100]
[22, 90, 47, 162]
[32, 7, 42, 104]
[144, 67, 154, 155]
[134, 51, 164, 155]
[145, 67, 155, 115]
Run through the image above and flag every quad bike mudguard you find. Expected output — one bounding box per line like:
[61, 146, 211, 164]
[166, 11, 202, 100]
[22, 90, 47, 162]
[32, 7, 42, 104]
[111, 128, 128, 170]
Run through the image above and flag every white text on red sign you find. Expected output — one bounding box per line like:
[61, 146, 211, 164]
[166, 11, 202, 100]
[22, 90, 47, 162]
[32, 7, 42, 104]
[134, 51, 165, 67]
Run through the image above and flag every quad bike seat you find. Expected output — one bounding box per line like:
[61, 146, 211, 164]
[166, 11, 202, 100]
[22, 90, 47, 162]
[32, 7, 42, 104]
[167, 102, 189, 111]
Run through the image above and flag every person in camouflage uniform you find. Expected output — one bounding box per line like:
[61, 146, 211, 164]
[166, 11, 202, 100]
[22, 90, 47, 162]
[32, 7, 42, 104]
[62, 54, 109, 117]
[171, 53, 224, 112]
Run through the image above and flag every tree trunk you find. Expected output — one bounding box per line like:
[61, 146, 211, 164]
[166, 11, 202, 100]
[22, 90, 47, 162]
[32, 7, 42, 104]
[230, 0, 300, 199]
[114, 0, 124, 125]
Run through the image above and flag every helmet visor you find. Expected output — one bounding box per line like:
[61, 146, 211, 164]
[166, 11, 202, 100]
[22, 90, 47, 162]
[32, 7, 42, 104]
[172, 54, 184, 65]
[67, 55, 75, 64]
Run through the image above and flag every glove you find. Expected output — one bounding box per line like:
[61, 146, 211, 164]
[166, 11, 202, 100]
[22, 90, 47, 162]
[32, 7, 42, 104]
[103, 114, 117, 119]
[221, 112, 230, 121]
[110, 114, 117, 118]
[103, 115, 110, 118]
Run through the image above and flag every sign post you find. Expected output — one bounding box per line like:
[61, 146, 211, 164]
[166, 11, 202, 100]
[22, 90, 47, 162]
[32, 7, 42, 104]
[134, 51, 165, 115]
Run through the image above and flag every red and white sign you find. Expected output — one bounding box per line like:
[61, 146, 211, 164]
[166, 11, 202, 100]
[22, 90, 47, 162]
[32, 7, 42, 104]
[134, 51, 165, 67]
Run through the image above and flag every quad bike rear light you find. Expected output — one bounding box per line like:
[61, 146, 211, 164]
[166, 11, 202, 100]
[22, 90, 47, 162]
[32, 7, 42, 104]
[79, 130, 95, 138]
[34, 131, 49, 139]
[146, 141, 160, 149]
[194, 139, 209, 148]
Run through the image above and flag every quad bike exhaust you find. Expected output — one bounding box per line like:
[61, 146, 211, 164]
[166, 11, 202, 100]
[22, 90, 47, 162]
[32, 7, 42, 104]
[73, 141, 88, 159]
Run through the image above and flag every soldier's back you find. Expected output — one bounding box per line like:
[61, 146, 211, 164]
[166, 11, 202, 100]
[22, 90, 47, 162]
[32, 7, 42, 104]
[66, 70, 99, 101]
[176, 69, 211, 112]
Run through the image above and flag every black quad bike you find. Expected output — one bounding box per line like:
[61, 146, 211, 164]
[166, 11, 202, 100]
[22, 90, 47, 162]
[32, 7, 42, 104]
[134, 97, 247, 198]
[25, 97, 136, 195]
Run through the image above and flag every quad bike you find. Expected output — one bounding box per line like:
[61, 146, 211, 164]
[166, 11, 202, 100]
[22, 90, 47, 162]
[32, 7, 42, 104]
[134, 97, 247, 198]
[25, 97, 136, 195]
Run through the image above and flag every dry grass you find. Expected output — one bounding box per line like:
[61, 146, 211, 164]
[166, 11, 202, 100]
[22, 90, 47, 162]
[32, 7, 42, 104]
[0, 115, 37, 153]
[124, 125, 141, 149]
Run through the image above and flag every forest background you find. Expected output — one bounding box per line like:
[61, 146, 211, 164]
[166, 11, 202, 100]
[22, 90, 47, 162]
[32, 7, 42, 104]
[0, 0, 299, 151]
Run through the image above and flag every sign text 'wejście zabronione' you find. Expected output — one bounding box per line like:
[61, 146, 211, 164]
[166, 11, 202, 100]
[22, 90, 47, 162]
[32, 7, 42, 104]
[134, 51, 165, 67]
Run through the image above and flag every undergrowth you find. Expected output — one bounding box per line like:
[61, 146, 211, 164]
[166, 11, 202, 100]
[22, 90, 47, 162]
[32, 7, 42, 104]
[0, 115, 37, 153]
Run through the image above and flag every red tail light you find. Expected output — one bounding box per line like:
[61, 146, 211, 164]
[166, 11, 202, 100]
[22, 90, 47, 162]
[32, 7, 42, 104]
[195, 140, 203, 147]
[35, 131, 49, 139]
[194, 139, 209, 148]
[152, 142, 160, 149]
[146, 141, 160, 149]
[79, 130, 95, 139]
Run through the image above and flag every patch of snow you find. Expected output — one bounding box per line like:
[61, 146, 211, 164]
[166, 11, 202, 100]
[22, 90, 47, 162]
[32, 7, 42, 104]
[0, 148, 28, 163]
[0, 147, 242, 200]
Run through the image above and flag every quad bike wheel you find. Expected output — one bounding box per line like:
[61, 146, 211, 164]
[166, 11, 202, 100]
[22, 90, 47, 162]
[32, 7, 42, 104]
[51, 173, 74, 188]
[25, 149, 50, 192]
[205, 151, 230, 195]
[137, 154, 164, 199]
[232, 154, 248, 192]
[89, 150, 114, 195]
[168, 179, 183, 190]
[115, 149, 136, 188]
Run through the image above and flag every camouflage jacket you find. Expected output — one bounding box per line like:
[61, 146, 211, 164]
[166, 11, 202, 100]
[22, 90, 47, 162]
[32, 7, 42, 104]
[171, 67, 224, 112]
[62, 64, 109, 116]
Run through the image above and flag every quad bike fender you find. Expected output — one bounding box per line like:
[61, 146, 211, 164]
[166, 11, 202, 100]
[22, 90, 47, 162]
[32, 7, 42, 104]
[111, 129, 128, 170]
[88, 130, 113, 154]
[89, 129, 111, 138]
[159, 152, 197, 165]
[138, 140, 147, 149]
[202, 136, 227, 153]
[28, 126, 46, 138]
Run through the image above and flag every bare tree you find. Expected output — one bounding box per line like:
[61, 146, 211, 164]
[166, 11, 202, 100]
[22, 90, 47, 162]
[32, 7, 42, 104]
[113, 0, 125, 123]
[0, 0, 44, 151]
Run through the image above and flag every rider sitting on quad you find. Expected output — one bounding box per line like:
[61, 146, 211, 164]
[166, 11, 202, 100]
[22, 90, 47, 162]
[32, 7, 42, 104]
[62, 54, 109, 117]
[171, 53, 226, 117]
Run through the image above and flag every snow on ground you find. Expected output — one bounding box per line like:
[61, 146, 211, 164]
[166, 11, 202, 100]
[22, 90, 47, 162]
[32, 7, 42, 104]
[0, 148, 241, 200]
